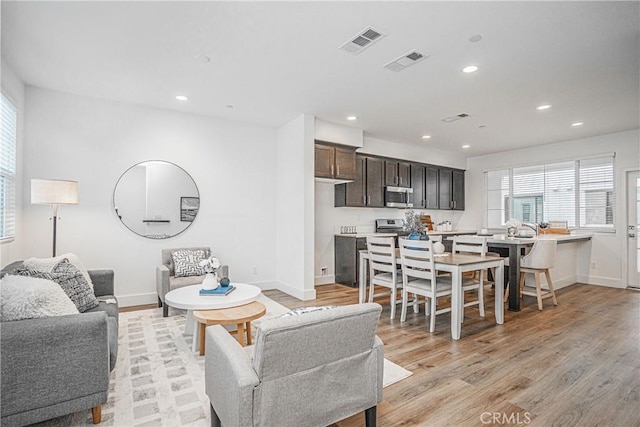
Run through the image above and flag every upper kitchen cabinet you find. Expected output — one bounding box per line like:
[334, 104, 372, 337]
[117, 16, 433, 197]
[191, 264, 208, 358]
[438, 168, 465, 210]
[335, 155, 384, 207]
[411, 164, 440, 209]
[314, 140, 357, 181]
[384, 160, 411, 188]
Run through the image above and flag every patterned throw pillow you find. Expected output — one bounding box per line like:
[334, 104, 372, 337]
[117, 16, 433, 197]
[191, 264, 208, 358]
[171, 249, 207, 277]
[17, 259, 99, 313]
[280, 306, 336, 317]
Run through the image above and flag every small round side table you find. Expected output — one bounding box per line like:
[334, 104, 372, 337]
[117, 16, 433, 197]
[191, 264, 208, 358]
[193, 301, 267, 356]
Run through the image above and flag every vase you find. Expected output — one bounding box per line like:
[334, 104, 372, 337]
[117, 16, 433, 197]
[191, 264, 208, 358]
[507, 226, 517, 238]
[433, 241, 445, 254]
[201, 272, 218, 290]
[407, 232, 421, 240]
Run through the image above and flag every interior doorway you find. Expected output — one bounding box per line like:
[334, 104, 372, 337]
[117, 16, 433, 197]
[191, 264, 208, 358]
[627, 170, 640, 288]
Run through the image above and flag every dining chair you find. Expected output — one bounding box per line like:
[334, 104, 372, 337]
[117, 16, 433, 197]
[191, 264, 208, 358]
[518, 238, 558, 310]
[451, 235, 487, 318]
[366, 236, 402, 319]
[398, 238, 453, 333]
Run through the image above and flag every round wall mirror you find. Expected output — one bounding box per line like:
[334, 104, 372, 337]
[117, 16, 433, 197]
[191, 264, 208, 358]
[113, 160, 200, 239]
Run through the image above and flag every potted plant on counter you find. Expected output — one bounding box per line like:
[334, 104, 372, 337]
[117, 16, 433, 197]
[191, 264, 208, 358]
[403, 210, 427, 240]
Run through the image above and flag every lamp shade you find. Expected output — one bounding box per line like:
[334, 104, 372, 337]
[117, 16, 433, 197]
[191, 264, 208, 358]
[31, 179, 79, 205]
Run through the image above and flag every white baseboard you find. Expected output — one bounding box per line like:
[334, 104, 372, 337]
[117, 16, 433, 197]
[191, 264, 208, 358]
[314, 275, 335, 285]
[276, 280, 316, 301]
[118, 292, 158, 308]
[576, 274, 623, 288]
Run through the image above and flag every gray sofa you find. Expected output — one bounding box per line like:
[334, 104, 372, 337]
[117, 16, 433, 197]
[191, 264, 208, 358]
[156, 247, 229, 317]
[0, 261, 118, 426]
[205, 303, 384, 427]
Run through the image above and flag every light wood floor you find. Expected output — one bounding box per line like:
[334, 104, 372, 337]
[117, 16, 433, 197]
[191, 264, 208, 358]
[264, 283, 640, 427]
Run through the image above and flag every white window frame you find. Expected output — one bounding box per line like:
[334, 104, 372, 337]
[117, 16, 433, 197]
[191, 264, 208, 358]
[1, 93, 17, 243]
[484, 154, 616, 232]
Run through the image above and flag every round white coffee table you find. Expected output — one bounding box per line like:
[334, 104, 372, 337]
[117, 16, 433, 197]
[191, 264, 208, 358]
[165, 283, 262, 352]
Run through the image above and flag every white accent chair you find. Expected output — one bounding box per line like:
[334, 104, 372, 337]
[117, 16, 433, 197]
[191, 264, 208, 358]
[398, 238, 453, 333]
[367, 236, 402, 319]
[451, 235, 487, 318]
[204, 303, 384, 427]
[519, 239, 558, 310]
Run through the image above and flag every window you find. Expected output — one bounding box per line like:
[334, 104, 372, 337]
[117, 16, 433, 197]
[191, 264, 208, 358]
[1, 94, 17, 242]
[484, 155, 615, 230]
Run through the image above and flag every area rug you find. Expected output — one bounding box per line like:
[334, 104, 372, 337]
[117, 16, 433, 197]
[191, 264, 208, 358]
[33, 295, 411, 426]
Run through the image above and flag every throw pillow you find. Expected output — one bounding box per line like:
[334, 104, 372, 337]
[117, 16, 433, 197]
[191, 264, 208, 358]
[23, 253, 94, 290]
[172, 249, 207, 277]
[17, 260, 100, 313]
[0, 275, 79, 321]
[280, 306, 336, 317]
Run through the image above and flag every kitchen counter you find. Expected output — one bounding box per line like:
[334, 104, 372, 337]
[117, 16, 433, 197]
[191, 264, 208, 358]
[427, 230, 477, 236]
[486, 233, 593, 244]
[334, 232, 398, 238]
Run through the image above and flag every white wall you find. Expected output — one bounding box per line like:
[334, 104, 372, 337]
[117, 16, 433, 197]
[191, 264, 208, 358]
[276, 114, 316, 300]
[314, 136, 467, 284]
[461, 129, 640, 289]
[20, 87, 280, 306]
[0, 61, 26, 267]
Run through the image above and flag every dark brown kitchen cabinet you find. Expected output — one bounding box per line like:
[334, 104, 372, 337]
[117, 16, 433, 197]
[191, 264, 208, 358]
[438, 168, 465, 210]
[425, 165, 440, 209]
[335, 155, 384, 207]
[410, 164, 425, 208]
[384, 160, 411, 187]
[314, 141, 357, 180]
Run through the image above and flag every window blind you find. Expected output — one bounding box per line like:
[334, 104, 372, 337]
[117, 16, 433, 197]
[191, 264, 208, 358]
[0, 94, 17, 242]
[579, 157, 615, 228]
[484, 155, 615, 230]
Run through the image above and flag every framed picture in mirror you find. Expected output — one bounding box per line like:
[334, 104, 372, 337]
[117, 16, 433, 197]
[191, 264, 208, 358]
[180, 197, 199, 222]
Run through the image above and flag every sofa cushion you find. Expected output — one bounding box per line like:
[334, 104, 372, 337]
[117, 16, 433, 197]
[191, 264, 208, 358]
[23, 253, 94, 290]
[0, 275, 79, 321]
[169, 274, 205, 290]
[17, 260, 100, 313]
[171, 249, 208, 277]
[85, 296, 119, 322]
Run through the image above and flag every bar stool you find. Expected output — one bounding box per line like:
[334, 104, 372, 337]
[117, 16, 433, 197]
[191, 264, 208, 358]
[513, 239, 558, 310]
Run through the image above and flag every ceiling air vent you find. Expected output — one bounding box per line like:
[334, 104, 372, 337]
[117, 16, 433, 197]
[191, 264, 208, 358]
[339, 26, 387, 55]
[442, 113, 470, 123]
[383, 50, 427, 72]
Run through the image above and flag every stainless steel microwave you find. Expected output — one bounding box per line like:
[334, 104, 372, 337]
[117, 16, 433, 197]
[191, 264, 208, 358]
[385, 186, 413, 208]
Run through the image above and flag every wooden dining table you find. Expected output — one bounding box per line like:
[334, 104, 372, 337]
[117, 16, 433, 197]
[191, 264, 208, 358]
[358, 249, 504, 340]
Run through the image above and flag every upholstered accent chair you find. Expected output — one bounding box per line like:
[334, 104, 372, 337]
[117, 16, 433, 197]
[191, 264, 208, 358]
[156, 247, 229, 317]
[204, 303, 384, 427]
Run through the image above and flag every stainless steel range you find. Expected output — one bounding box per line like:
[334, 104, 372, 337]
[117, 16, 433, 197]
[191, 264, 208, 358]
[375, 219, 407, 236]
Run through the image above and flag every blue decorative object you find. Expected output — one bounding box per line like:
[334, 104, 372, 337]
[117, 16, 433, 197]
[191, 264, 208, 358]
[407, 232, 421, 240]
[219, 277, 231, 288]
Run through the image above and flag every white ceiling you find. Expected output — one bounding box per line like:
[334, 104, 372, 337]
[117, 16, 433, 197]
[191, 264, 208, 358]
[2, 1, 639, 157]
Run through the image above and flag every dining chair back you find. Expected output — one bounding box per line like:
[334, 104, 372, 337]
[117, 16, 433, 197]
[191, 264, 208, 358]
[519, 238, 558, 310]
[451, 235, 486, 318]
[398, 238, 453, 332]
[366, 236, 402, 319]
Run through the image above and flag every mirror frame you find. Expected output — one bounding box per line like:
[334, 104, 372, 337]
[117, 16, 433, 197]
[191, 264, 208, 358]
[113, 160, 200, 239]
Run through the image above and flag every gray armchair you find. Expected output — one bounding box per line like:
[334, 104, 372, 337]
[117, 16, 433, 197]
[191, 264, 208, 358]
[156, 247, 229, 317]
[204, 303, 384, 427]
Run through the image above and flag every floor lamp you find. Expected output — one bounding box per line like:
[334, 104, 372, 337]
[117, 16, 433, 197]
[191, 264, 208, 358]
[31, 179, 79, 257]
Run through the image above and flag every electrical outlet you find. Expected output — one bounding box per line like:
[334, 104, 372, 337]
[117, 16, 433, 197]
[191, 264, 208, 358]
[591, 262, 598, 269]
[321, 267, 328, 276]
[252, 266, 258, 275]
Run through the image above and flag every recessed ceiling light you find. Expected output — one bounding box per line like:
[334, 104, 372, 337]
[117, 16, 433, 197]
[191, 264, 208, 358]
[536, 104, 552, 110]
[175, 95, 188, 101]
[421, 135, 431, 140]
[347, 116, 358, 121]
[462, 65, 479, 73]
[469, 34, 483, 43]
[462, 144, 470, 149]
[479, 125, 486, 129]
[571, 122, 584, 127]
[225, 105, 234, 109]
